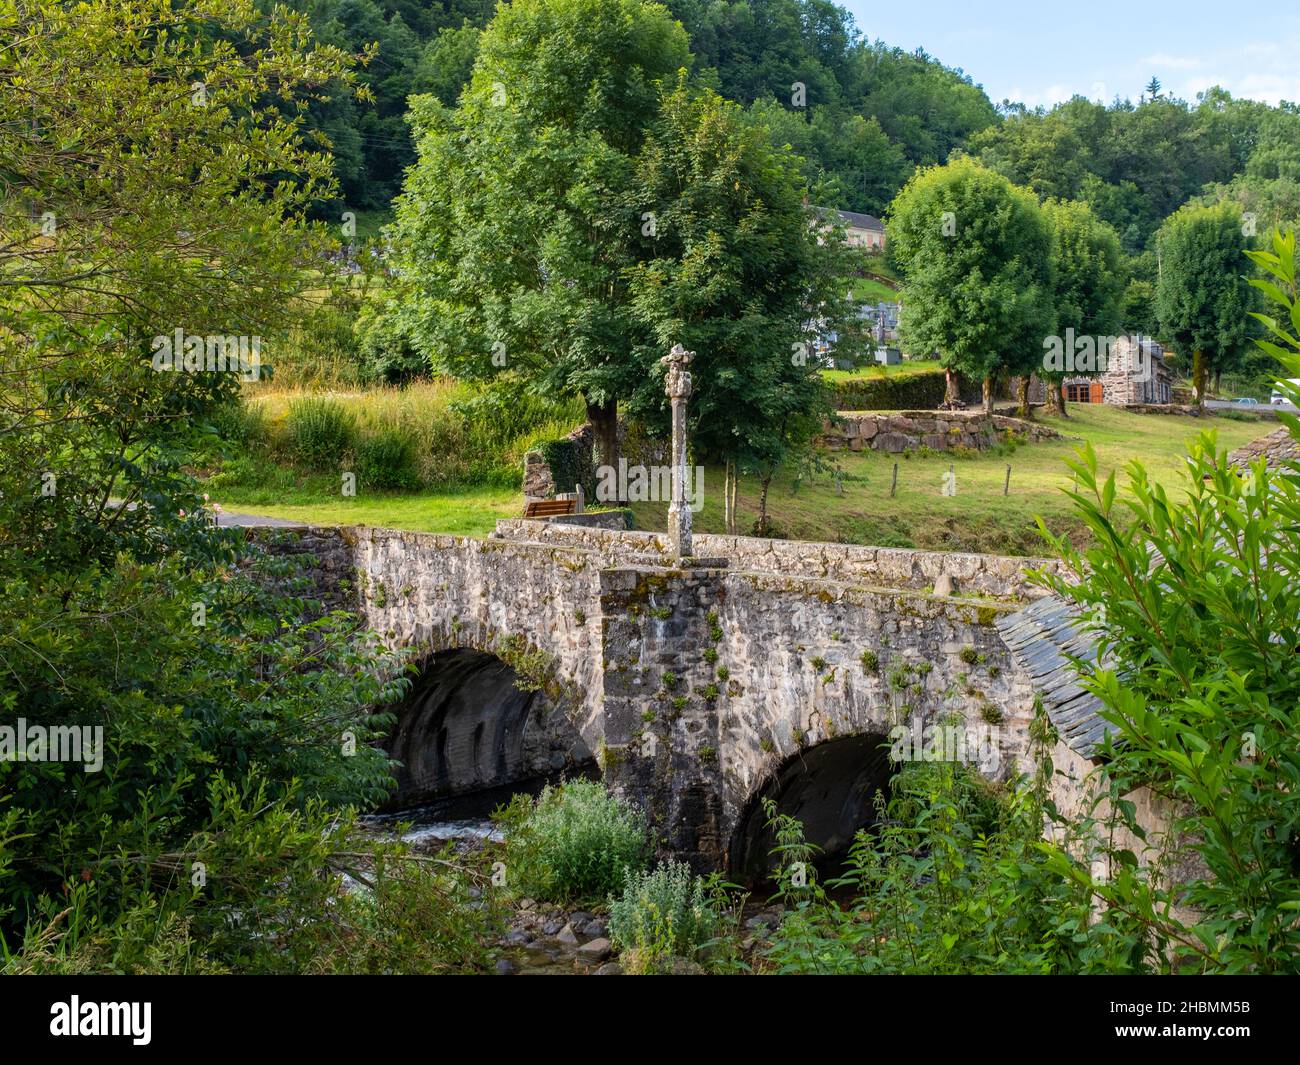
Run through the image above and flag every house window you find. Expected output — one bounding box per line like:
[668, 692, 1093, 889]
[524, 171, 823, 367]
[1065, 383, 1091, 403]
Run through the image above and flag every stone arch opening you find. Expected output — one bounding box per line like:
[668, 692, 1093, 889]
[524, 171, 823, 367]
[380, 647, 595, 811]
[729, 733, 894, 884]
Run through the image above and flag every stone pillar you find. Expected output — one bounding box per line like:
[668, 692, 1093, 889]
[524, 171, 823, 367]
[659, 344, 694, 559]
[598, 564, 727, 871]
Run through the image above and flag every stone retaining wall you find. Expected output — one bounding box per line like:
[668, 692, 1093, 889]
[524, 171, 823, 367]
[822, 410, 1060, 453]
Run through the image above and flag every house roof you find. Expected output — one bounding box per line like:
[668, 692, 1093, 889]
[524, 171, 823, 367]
[835, 209, 885, 232]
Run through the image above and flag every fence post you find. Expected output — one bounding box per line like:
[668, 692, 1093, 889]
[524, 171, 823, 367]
[890, 462, 898, 498]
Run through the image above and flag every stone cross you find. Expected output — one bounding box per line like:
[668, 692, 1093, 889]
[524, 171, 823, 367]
[659, 343, 694, 559]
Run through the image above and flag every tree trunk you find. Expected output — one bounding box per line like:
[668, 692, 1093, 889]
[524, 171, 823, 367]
[728, 457, 738, 538]
[729, 459, 739, 535]
[1057, 380, 1069, 418]
[982, 376, 994, 414]
[1015, 375, 1031, 418]
[944, 367, 960, 406]
[585, 396, 618, 472]
[756, 468, 774, 537]
[1192, 349, 1206, 409]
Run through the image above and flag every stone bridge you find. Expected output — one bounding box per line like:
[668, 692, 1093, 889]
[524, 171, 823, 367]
[267, 518, 1084, 877]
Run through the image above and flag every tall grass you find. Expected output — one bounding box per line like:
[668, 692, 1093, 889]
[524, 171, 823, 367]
[235, 379, 584, 490]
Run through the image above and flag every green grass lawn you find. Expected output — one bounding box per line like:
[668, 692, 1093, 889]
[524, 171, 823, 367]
[821, 359, 943, 385]
[212, 466, 521, 536]
[846, 277, 899, 303]
[208, 406, 1275, 554]
[624, 406, 1274, 555]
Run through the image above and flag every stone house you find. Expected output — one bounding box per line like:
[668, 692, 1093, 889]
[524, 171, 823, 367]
[835, 209, 886, 250]
[1062, 335, 1173, 406]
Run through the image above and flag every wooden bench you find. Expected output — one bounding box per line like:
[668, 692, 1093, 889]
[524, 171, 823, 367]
[523, 497, 578, 520]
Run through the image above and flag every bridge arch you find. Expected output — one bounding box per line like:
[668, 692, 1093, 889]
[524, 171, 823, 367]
[381, 646, 595, 810]
[728, 732, 895, 883]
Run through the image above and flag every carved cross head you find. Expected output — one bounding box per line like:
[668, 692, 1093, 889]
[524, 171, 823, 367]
[660, 343, 694, 401]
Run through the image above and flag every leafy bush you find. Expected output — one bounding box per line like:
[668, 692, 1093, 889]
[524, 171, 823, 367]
[1031, 227, 1300, 974]
[608, 860, 720, 973]
[830, 370, 949, 411]
[354, 426, 419, 490]
[762, 760, 1114, 974]
[494, 780, 648, 904]
[285, 397, 356, 470]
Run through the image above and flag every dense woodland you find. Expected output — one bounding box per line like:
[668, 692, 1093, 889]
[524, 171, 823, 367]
[294, 0, 1300, 245]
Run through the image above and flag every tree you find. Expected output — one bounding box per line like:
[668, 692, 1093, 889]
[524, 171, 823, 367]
[383, 0, 690, 469]
[625, 80, 864, 534]
[886, 157, 1054, 411]
[1155, 201, 1254, 405]
[0, 0, 409, 969]
[1042, 199, 1125, 416]
[1144, 75, 1161, 100]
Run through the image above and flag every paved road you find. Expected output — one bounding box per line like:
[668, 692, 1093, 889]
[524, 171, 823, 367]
[216, 511, 306, 528]
[1204, 399, 1296, 413]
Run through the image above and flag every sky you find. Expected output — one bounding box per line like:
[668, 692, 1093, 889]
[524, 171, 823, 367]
[842, 1, 1300, 109]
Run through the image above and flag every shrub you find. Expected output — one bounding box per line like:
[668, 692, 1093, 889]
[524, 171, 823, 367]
[607, 861, 720, 974]
[494, 780, 648, 904]
[354, 426, 419, 490]
[285, 397, 355, 471]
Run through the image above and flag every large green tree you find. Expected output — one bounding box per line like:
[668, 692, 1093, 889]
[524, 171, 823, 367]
[886, 157, 1055, 411]
[625, 80, 864, 533]
[1155, 201, 1254, 405]
[384, 0, 690, 468]
[1042, 199, 1125, 416]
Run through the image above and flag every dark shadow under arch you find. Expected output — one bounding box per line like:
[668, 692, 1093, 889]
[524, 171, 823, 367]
[380, 647, 595, 811]
[729, 733, 894, 884]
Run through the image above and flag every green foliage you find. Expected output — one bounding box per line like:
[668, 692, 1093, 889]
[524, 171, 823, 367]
[1042, 198, 1125, 386]
[762, 763, 1118, 974]
[1155, 201, 1256, 399]
[887, 157, 1055, 403]
[607, 860, 721, 972]
[829, 370, 950, 411]
[1034, 229, 1300, 973]
[285, 398, 358, 471]
[354, 426, 420, 490]
[494, 781, 649, 904]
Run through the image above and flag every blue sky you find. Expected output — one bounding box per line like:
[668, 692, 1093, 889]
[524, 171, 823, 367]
[841, 1, 1300, 108]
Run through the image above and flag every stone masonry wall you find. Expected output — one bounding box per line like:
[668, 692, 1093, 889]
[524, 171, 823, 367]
[822, 410, 1060, 453]
[492, 520, 1063, 601]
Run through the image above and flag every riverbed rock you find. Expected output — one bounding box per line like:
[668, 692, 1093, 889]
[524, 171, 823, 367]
[518, 898, 536, 910]
[577, 937, 612, 962]
[542, 918, 565, 935]
[501, 928, 532, 947]
[582, 919, 607, 938]
[495, 957, 519, 975]
[594, 962, 623, 976]
[556, 922, 580, 947]
[568, 911, 595, 928]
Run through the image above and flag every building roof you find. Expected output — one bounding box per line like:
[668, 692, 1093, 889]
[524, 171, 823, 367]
[835, 209, 885, 231]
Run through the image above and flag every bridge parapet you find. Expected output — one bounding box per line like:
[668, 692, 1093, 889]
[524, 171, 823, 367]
[492, 519, 1061, 601]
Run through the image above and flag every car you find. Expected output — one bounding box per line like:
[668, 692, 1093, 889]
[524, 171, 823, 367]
[1272, 379, 1300, 405]
[1234, 396, 1261, 405]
